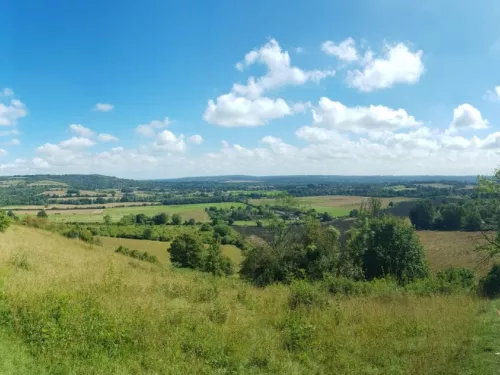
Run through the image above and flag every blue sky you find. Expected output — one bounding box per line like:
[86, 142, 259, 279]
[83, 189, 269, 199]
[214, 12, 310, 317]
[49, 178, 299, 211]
[1, 0, 500, 177]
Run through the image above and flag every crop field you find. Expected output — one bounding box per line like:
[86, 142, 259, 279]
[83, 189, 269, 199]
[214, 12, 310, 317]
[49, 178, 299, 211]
[251, 195, 415, 217]
[417, 230, 495, 276]
[28, 180, 67, 187]
[98, 236, 243, 266]
[16, 202, 246, 223]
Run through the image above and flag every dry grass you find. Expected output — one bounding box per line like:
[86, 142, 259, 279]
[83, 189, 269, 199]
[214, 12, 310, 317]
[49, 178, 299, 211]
[251, 195, 415, 217]
[417, 231, 495, 276]
[0, 226, 488, 374]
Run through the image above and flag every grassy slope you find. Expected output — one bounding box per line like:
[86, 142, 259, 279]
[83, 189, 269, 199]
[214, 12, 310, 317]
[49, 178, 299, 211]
[98, 236, 243, 266]
[0, 225, 494, 374]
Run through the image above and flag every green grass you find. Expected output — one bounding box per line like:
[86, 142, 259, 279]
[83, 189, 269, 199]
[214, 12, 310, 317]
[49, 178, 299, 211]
[0, 226, 497, 373]
[98, 236, 243, 266]
[28, 180, 68, 187]
[25, 202, 247, 223]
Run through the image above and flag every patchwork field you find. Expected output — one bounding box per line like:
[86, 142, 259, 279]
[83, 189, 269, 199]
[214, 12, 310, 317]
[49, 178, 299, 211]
[251, 195, 415, 217]
[14, 202, 246, 223]
[98, 236, 243, 266]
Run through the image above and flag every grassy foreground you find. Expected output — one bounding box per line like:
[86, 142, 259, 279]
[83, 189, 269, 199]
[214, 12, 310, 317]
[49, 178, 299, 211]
[0, 226, 497, 374]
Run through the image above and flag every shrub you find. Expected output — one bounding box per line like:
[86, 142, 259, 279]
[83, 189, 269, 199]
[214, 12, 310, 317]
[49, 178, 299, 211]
[288, 280, 327, 310]
[0, 211, 11, 232]
[37, 210, 48, 218]
[171, 214, 182, 225]
[282, 314, 315, 353]
[200, 223, 212, 232]
[64, 227, 94, 243]
[436, 267, 476, 292]
[480, 264, 500, 298]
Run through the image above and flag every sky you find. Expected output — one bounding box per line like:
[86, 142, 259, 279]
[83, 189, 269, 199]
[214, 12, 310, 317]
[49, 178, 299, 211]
[2, 0, 500, 178]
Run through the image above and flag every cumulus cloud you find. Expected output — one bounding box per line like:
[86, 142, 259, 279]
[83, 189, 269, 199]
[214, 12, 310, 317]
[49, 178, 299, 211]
[204, 94, 293, 127]
[206, 38, 334, 127]
[98, 133, 119, 142]
[153, 130, 186, 152]
[449, 104, 489, 132]
[0, 88, 13, 97]
[59, 137, 96, 149]
[188, 134, 203, 144]
[321, 38, 358, 62]
[484, 86, 500, 101]
[346, 42, 424, 92]
[136, 117, 171, 137]
[310, 97, 420, 134]
[69, 124, 95, 138]
[233, 39, 335, 98]
[0, 98, 27, 126]
[94, 103, 114, 112]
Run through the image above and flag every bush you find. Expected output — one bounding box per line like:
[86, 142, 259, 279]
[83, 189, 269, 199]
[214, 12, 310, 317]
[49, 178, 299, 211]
[0, 210, 11, 232]
[480, 264, 500, 298]
[171, 214, 182, 225]
[436, 267, 475, 292]
[288, 280, 327, 310]
[200, 223, 212, 232]
[203, 241, 234, 276]
[64, 227, 94, 243]
[37, 210, 48, 218]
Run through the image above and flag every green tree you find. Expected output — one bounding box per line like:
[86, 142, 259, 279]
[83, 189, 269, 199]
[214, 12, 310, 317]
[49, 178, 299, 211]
[171, 213, 182, 225]
[152, 212, 169, 225]
[168, 233, 205, 269]
[437, 203, 465, 230]
[347, 215, 428, 284]
[103, 214, 112, 224]
[37, 210, 48, 218]
[464, 210, 482, 231]
[203, 240, 234, 276]
[0, 211, 11, 232]
[143, 227, 153, 240]
[409, 200, 435, 229]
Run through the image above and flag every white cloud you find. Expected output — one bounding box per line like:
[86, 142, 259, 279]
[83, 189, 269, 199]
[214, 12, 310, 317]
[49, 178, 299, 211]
[188, 134, 203, 144]
[346, 42, 424, 92]
[484, 86, 500, 101]
[204, 94, 293, 127]
[295, 47, 305, 54]
[0, 88, 13, 97]
[233, 39, 334, 98]
[98, 133, 119, 142]
[310, 97, 420, 134]
[59, 137, 96, 149]
[0, 149, 7, 157]
[136, 117, 171, 137]
[321, 38, 358, 62]
[0, 98, 27, 126]
[153, 130, 186, 152]
[7, 138, 20, 146]
[449, 104, 489, 132]
[296, 126, 347, 144]
[94, 103, 114, 112]
[69, 124, 95, 138]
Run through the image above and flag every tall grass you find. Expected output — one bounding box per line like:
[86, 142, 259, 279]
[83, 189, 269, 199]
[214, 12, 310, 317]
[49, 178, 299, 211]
[0, 226, 486, 374]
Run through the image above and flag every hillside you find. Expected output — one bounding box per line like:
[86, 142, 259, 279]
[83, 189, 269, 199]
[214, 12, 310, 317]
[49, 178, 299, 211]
[0, 226, 498, 374]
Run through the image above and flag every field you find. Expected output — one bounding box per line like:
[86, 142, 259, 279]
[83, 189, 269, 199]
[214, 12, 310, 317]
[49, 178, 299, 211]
[98, 236, 243, 266]
[251, 195, 415, 217]
[28, 180, 67, 187]
[0, 225, 497, 374]
[15, 202, 246, 223]
[417, 231, 494, 276]
[416, 183, 454, 188]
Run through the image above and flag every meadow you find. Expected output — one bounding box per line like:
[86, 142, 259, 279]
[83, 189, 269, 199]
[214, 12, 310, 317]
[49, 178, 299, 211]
[251, 195, 415, 217]
[0, 225, 498, 374]
[14, 202, 246, 223]
[98, 236, 243, 266]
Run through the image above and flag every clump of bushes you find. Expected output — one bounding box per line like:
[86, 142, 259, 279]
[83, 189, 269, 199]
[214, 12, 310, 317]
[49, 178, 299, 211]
[168, 234, 234, 276]
[115, 246, 158, 264]
[480, 264, 500, 298]
[0, 210, 11, 232]
[288, 280, 327, 310]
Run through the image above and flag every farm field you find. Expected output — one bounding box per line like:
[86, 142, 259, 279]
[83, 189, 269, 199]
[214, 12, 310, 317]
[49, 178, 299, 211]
[417, 230, 494, 276]
[98, 236, 243, 266]
[3, 202, 159, 210]
[28, 180, 67, 187]
[251, 195, 415, 217]
[15, 202, 246, 223]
